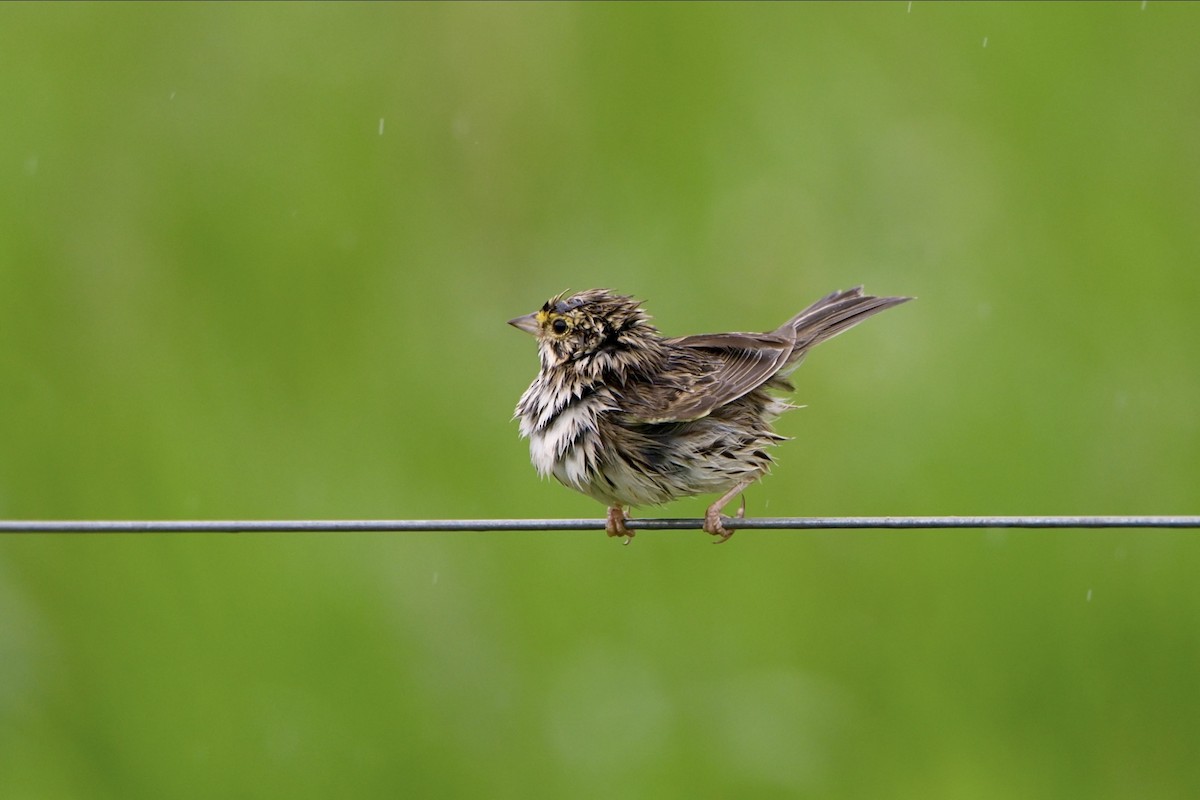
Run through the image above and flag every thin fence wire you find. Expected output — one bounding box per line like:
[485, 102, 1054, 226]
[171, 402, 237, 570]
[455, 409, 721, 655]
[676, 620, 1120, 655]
[0, 516, 1198, 534]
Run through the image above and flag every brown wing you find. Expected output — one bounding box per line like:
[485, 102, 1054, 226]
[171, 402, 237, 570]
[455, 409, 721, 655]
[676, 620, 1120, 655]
[621, 330, 796, 423]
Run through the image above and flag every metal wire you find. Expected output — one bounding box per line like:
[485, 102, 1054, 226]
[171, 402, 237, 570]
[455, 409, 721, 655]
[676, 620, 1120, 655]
[0, 516, 1198, 534]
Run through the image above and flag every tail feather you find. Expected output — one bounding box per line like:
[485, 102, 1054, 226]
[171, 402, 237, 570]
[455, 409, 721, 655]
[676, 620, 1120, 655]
[785, 286, 912, 351]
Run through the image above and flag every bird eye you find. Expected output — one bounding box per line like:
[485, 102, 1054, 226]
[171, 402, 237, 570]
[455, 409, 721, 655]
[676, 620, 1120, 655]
[551, 318, 569, 335]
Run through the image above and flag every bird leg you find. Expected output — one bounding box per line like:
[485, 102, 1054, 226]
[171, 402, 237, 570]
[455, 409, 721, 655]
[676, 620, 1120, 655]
[605, 505, 633, 542]
[703, 479, 754, 543]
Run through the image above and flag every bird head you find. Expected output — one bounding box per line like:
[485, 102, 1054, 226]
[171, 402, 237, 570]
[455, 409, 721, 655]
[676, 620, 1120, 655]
[509, 289, 659, 372]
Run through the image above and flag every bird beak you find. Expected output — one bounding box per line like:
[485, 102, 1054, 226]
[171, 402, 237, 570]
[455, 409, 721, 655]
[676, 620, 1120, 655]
[508, 313, 541, 335]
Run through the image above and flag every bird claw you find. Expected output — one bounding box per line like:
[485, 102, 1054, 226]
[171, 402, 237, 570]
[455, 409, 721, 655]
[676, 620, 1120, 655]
[704, 493, 746, 543]
[606, 506, 634, 543]
[703, 507, 735, 543]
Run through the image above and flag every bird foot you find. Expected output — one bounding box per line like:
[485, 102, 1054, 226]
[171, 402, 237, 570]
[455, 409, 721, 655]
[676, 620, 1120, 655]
[606, 506, 634, 544]
[703, 493, 746, 543]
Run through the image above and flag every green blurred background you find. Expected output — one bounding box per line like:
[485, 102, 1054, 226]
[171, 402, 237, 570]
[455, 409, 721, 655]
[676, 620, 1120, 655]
[2, 1, 1198, 796]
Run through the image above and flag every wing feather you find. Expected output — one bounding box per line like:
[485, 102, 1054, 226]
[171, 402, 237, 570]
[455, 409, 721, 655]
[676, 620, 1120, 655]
[620, 331, 795, 423]
[615, 287, 910, 424]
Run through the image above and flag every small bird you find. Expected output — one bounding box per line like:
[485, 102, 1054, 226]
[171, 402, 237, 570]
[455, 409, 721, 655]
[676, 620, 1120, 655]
[509, 287, 911, 541]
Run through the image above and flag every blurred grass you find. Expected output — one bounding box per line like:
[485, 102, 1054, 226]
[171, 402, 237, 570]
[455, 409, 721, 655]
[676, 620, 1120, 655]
[1, 2, 1199, 797]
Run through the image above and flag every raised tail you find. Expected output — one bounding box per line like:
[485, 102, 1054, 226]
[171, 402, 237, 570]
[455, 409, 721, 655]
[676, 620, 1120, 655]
[785, 286, 912, 352]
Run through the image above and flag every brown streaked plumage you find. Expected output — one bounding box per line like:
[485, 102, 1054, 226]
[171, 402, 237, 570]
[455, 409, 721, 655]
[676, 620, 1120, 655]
[510, 287, 911, 541]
